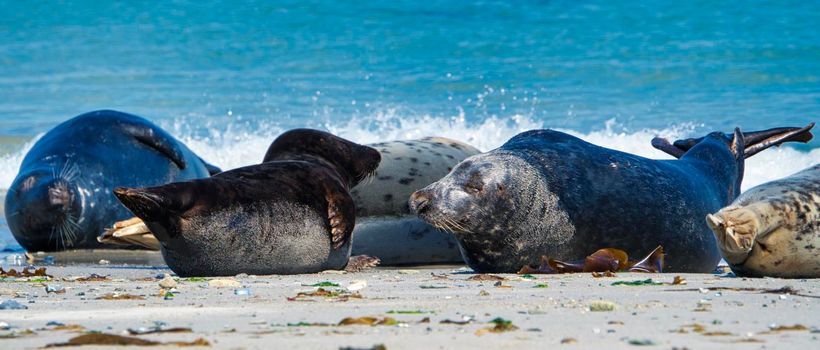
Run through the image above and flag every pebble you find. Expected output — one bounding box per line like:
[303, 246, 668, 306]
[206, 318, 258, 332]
[0, 299, 28, 310]
[98, 259, 110, 265]
[234, 289, 251, 296]
[45, 284, 65, 294]
[347, 280, 367, 292]
[0, 321, 10, 330]
[209, 279, 242, 288]
[158, 275, 178, 289]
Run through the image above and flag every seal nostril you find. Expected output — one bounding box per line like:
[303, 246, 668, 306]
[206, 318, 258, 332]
[410, 192, 431, 214]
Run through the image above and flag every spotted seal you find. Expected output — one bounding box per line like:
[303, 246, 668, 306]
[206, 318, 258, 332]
[706, 164, 820, 278]
[346, 137, 480, 265]
[4, 110, 219, 252]
[114, 129, 380, 276]
[409, 125, 813, 273]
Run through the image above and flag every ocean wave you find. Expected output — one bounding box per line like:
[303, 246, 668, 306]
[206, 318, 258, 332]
[0, 113, 817, 192]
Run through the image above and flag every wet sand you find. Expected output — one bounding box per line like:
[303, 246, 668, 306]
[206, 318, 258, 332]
[0, 251, 818, 349]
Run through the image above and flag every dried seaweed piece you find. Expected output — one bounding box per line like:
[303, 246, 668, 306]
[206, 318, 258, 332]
[96, 293, 145, 300]
[467, 274, 506, 281]
[49, 324, 86, 333]
[760, 324, 808, 334]
[72, 274, 110, 282]
[44, 333, 209, 347]
[584, 248, 628, 272]
[302, 281, 340, 287]
[671, 276, 686, 285]
[519, 246, 664, 274]
[344, 255, 381, 272]
[287, 288, 362, 302]
[0, 267, 51, 278]
[475, 318, 518, 335]
[591, 271, 616, 278]
[627, 246, 664, 272]
[338, 317, 397, 326]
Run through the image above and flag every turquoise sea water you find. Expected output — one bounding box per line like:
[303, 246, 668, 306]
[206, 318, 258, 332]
[0, 1, 818, 250]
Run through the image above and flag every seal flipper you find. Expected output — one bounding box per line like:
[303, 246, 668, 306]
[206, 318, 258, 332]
[120, 122, 188, 170]
[198, 157, 222, 175]
[326, 189, 356, 250]
[113, 187, 172, 222]
[651, 137, 686, 158]
[113, 186, 192, 242]
[743, 122, 814, 158]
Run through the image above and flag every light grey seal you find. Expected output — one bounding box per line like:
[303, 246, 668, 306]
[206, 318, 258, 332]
[707, 164, 820, 278]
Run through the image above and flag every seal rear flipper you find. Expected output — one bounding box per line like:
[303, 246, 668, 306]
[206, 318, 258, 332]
[120, 122, 188, 170]
[663, 123, 814, 159]
[742, 122, 814, 158]
[98, 217, 161, 250]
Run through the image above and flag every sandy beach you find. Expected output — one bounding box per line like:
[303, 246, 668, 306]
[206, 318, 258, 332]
[0, 251, 817, 349]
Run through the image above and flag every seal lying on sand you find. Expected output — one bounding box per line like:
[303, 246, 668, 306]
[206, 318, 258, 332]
[344, 137, 480, 265]
[4, 110, 218, 252]
[706, 164, 820, 278]
[409, 125, 813, 273]
[114, 129, 380, 276]
[103, 136, 480, 265]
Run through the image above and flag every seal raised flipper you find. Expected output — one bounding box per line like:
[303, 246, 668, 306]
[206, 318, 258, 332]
[653, 123, 814, 159]
[198, 157, 222, 175]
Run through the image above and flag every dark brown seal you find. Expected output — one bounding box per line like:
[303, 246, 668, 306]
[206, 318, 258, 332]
[114, 129, 380, 276]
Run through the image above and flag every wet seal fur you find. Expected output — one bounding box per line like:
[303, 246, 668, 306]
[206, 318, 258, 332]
[409, 125, 813, 273]
[4, 110, 218, 252]
[114, 129, 380, 276]
[707, 164, 820, 278]
[345, 137, 480, 265]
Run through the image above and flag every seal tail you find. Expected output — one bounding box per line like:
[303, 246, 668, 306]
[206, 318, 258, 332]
[113, 187, 171, 222]
[653, 123, 814, 159]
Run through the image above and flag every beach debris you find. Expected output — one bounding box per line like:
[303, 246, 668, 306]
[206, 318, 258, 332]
[0, 328, 35, 339]
[475, 317, 518, 336]
[48, 323, 86, 332]
[5, 254, 25, 266]
[386, 310, 430, 315]
[339, 317, 398, 326]
[440, 316, 475, 325]
[98, 259, 110, 265]
[760, 324, 808, 334]
[162, 290, 175, 300]
[518, 246, 664, 274]
[430, 272, 450, 279]
[398, 269, 420, 274]
[419, 285, 448, 289]
[44, 333, 209, 347]
[0, 322, 9, 330]
[493, 281, 511, 288]
[467, 274, 506, 281]
[693, 300, 712, 312]
[99, 217, 160, 250]
[184, 277, 208, 282]
[672, 323, 734, 336]
[589, 300, 618, 312]
[96, 293, 145, 300]
[234, 288, 251, 296]
[303, 281, 340, 287]
[63, 274, 109, 282]
[611, 279, 663, 286]
[339, 344, 387, 350]
[158, 275, 178, 289]
[0, 299, 28, 310]
[127, 322, 192, 335]
[665, 285, 819, 298]
[287, 288, 362, 302]
[0, 267, 51, 279]
[671, 276, 687, 285]
[45, 284, 65, 294]
[346, 280, 367, 292]
[560, 337, 578, 344]
[626, 338, 656, 346]
[478, 290, 490, 296]
[518, 274, 536, 280]
[344, 255, 381, 272]
[208, 279, 241, 288]
[533, 283, 549, 288]
[591, 271, 616, 278]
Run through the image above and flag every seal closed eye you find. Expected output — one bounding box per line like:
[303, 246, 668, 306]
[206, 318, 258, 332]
[115, 129, 380, 277]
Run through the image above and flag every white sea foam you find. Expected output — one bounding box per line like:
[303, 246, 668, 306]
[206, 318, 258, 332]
[0, 114, 816, 192]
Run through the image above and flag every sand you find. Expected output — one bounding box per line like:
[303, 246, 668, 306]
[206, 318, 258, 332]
[0, 251, 818, 349]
